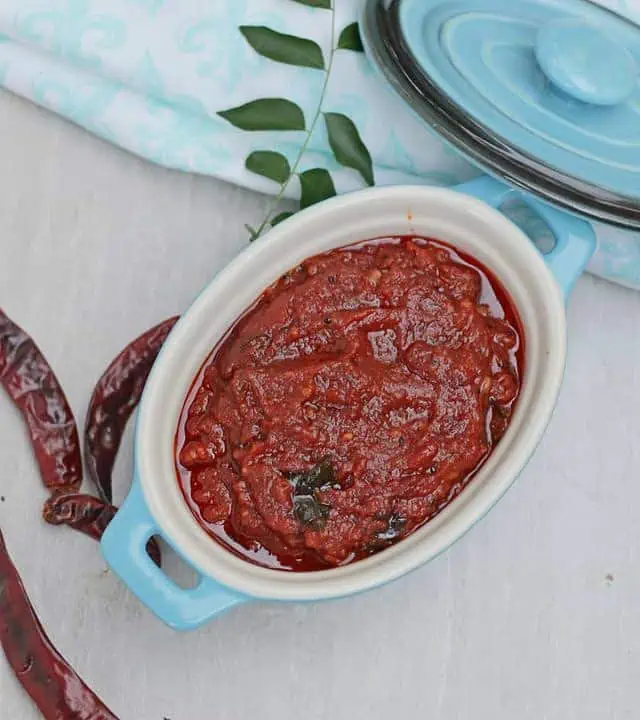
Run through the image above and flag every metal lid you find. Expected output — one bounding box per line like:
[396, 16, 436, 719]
[362, 0, 640, 229]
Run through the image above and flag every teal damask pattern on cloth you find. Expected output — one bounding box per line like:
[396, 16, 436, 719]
[0, 0, 638, 287]
[14, 0, 127, 71]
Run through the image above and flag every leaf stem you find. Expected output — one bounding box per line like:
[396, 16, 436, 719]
[253, 2, 337, 238]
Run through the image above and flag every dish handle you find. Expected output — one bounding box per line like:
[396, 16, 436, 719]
[101, 480, 247, 631]
[455, 175, 596, 297]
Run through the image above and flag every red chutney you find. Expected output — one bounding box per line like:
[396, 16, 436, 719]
[176, 238, 523, 571]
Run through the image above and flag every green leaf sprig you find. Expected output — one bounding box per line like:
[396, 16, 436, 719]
[217, 1, 373, 240]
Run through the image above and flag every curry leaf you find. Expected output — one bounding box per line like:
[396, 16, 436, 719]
[290, 0, 331, 8]
[338, 22, 364, 52]
[287, 459, 336, 496]
[271, 211, 295, 226]
[240, 26, 325, 69]
[324, 112, 374, 186]
[299, 168, 336, 209]
[294, 496, 330, 529]
[218, 99, 305, 131]
[287, 459, 335, 530]
[246, 151, 291, 184]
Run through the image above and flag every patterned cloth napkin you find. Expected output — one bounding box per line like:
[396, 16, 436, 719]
[0, 0, 638, 288]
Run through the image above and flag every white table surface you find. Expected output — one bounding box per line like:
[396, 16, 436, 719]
[1, 88, 639, 720]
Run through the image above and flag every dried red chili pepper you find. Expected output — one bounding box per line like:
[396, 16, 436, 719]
[1, 314, 177, 713]
[0, 528, 119, 720]
[43, 491, 161, 566]
[42, 491, 117, 543]
[44, 318, 177, 560]
[0, 309, 82, 492]
[85, 316, 179, 503]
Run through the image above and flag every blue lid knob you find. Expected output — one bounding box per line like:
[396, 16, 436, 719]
[535, 18, 638, 106]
